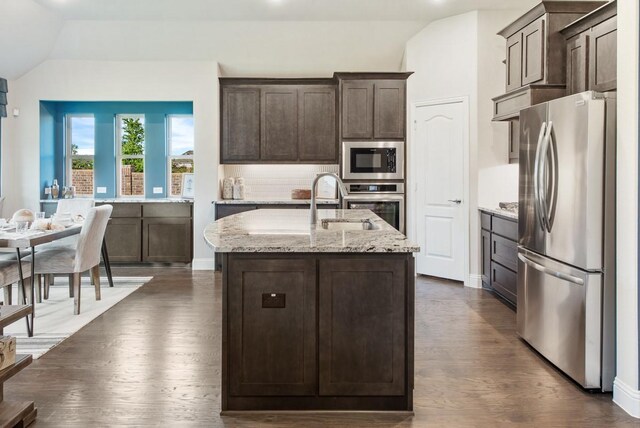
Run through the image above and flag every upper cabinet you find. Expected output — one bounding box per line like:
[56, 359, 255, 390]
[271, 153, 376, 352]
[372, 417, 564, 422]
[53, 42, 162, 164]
[561, 1, 617, 95]
[336, 73, 411, 141]
[220, 79, 337, 164]
[492, 1, 606, 121]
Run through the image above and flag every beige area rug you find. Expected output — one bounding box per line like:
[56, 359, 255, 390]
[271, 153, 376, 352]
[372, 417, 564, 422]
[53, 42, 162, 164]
[3, 276, 151, 358]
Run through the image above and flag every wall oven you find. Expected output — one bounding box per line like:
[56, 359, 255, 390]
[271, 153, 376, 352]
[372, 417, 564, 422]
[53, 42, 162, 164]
[342, 183, 405, 233]
[341, 141, 404, 180]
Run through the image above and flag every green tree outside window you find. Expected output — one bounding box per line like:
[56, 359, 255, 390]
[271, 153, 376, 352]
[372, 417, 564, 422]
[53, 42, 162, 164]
[122, 117, 144, 172]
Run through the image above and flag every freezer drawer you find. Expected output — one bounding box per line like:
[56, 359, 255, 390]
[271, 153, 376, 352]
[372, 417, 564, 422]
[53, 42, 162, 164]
[517, 248, 605, 390]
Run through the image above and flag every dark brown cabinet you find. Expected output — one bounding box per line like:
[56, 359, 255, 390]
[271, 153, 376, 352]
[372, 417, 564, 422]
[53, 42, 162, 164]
[480, 210, 518, 307]
[227, 257, 317, 396]
[261, 86, 299, 161]
[493, 2, 605, 120]
[509, 119, 520, 163]
[562, 2, 617, 95]
[339, 75, 409, 140]
[318, 258, 406, 396]
[221, 87, 261, 162]
[220, 79, 337, 164]
[221, 253, 414, 411]
[298, 86, 337, 161]
[142, 218, 192, 263]
[104, 217, 142, 262]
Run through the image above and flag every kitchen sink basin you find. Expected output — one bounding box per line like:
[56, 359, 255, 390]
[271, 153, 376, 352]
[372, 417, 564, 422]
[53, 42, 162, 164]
[320, 219, 379, 231]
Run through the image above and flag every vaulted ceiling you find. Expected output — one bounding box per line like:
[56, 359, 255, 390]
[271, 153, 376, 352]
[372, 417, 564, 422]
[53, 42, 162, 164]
[1, 0, 542, 79]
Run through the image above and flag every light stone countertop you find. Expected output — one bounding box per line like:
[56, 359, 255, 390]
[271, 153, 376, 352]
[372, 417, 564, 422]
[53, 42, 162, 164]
[479, 206, 518, 220]
[204, 208, 420, 253]
[214, 199, 340, 205]
[41, 198, 192, 204]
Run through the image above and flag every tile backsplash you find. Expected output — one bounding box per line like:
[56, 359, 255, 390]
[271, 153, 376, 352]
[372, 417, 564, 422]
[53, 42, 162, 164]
[220, 165, 339, 200]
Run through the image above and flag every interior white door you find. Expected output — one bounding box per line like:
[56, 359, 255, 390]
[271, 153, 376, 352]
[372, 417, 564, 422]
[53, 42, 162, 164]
[414, 101, 465, 281]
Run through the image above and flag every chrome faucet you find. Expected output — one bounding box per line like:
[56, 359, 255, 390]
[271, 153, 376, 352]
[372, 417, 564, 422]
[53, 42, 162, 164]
[310, 173, 348, 226]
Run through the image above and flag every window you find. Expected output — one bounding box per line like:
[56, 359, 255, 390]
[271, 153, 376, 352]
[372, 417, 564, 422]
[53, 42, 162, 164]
[117, 114, 145, 197]
[167, 115, 194, 197]
[66, 114, 95, 197]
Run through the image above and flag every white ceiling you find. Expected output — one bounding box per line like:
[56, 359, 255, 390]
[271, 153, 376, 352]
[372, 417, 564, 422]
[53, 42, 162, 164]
[1, 0, 542, 80]
[33, 0, 533, 22]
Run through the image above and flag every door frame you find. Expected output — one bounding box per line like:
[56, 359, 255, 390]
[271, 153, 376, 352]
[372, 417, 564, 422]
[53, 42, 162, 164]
[409, 96, 470, 286]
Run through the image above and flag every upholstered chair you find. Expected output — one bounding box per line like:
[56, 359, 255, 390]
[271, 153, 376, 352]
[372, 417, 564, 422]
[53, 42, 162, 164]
[24, 205, 112, 315]
[0, 259, 31, 305]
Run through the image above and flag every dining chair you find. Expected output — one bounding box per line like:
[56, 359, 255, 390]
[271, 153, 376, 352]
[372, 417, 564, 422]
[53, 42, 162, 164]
[25, 205, 113, 315]
[0, 259, 31, 306]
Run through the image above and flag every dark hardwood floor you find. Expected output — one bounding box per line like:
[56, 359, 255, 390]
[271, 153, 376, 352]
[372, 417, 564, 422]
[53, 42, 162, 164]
[4, 267, 637, 427]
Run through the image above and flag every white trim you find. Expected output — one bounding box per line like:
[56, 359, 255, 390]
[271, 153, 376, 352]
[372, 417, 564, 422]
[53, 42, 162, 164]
[467, 274, 483, 289]
[191, 258, 216, 271]
[409, 96, 470, 287]
[613, 377, 640, 418]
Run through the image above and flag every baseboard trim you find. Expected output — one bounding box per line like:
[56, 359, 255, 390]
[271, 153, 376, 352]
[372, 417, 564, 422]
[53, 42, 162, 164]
[613, 377, 640, 418]
[191, 258, 215, 271]
[466, 274, 483, 289]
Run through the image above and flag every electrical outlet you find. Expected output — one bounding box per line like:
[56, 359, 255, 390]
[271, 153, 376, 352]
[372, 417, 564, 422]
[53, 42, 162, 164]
[97, 187, 107, 194]
[153, 187, 163, 194]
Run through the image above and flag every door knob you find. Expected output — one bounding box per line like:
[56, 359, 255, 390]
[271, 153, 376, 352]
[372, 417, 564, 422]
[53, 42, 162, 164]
[448, 199, 462, 204]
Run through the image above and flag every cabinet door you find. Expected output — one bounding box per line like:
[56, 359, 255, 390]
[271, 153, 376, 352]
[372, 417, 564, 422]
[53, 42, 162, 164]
[142, 218, 192, 262]
[521, 17, 545, 86]
[589, 16, 617, 92]
[104, 218, 142, 262]
[319, 258, 405, 396]
[505, 32, 523, 92]
[566, 33, 589, 95]
[261, 86, 298, 161]
[298, 86, 337, 162]
[341, 81, 374, 139]
[491, 262, 517, 306]
[228, 258, 316, 396]
[481, 229, 491, 287]
[221, 87, 261, 162]
[374, 80, 406, 139]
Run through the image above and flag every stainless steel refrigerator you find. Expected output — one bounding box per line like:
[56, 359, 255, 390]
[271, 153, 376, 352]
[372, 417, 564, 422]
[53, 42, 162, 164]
[517, 91, 616, 391]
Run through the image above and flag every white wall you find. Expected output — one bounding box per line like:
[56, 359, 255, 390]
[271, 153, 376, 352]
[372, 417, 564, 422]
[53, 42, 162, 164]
[404, 9, 521, 288]
[614, 0, 640, 418]
[1, 60, 219, 268]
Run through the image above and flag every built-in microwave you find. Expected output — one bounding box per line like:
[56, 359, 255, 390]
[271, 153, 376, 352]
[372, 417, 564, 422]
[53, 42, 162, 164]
[341, 141, 404, 180]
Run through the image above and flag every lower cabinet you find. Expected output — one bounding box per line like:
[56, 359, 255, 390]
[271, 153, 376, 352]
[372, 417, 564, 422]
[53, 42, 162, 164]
[480, 211, 518, 307]
[223, 254, 412, 410]
[142, 218, 192, 262]
[104, 218, 143, 262]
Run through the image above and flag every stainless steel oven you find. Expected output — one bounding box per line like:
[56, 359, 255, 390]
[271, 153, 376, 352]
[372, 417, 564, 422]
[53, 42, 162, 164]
[342, 141, 404, 180]
[342, 183, 405, 233]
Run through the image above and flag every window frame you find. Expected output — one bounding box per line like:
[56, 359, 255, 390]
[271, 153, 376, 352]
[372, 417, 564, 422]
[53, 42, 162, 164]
[116, 113, 146, 198]
[167, 114, 194, 198]
[65, 113, 95, 198]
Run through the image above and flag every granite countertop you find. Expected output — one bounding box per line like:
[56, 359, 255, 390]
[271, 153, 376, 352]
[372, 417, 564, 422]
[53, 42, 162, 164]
[41, 198, 192, 204]
[214, 199, 340, 205]
[479, 206, 518, 220]
[204, 208, 420, 253]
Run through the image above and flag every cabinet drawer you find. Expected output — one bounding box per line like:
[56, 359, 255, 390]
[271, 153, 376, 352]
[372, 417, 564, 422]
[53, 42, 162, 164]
[215, 204, 257, 219]
[491, 234, 518, 272]
[107, 203, 141, 218]
[481, 213, 491, 231]
[492, 216, 518, 241]
[491, 262, 517, 305]
[143, 203, 191, 218]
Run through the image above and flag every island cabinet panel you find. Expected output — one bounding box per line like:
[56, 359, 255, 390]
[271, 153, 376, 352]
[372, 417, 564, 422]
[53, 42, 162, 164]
[374, 80, 406, 139]
[261, 86, 299, 161]
[227, 258, 317, 396]
[341, 81, 374, 139]
[318, 258, 406, 396]
[104, 218, 142, 262]
[298, 86, 337, 162]
[221, 87, 261, 162]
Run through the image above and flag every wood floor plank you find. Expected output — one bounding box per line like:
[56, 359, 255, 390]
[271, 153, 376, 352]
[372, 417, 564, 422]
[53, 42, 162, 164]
[2, 267, 637, 427]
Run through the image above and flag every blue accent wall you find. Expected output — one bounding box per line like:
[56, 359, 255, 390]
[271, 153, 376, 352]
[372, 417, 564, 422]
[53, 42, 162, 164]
[39, 101, 193, 199]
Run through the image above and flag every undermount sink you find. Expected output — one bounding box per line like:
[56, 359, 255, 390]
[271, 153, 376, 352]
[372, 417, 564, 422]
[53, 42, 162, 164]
[320, 219, 379, 231]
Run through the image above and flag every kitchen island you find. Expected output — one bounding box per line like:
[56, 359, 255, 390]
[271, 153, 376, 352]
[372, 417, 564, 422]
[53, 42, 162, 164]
[204, 209, 419, 412]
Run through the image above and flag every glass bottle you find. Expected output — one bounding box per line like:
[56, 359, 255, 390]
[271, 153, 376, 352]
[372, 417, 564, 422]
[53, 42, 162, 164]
[51, 179, 60, 200]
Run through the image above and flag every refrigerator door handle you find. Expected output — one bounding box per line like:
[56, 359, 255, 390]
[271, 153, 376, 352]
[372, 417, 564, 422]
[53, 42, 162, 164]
[518, 253, 585, 286]
[539, 121, 554, 232]
[533, 121, 548, 231]
[545, 123, 559, 232]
